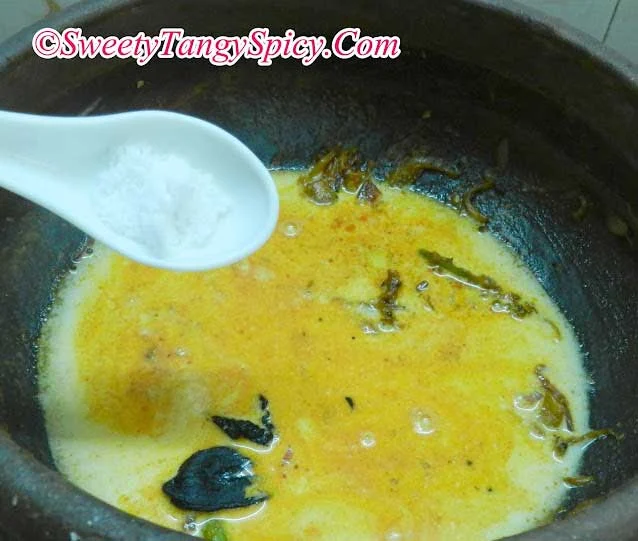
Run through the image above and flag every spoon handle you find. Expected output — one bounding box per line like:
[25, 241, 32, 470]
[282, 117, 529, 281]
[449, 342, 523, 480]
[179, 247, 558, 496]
[0, 111, 91, 220]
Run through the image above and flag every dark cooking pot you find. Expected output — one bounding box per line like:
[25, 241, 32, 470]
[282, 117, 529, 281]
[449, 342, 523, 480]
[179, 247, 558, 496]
[1, 0, 638, 539]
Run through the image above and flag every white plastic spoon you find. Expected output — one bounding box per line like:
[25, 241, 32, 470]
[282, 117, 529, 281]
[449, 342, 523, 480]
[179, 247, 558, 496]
[0, 110, 279, 271]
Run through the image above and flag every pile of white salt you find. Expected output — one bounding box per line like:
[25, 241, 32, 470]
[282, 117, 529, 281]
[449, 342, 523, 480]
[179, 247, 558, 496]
[92, 144, 231, 258]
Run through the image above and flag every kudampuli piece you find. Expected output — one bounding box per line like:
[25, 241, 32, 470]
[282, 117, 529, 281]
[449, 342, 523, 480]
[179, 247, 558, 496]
[162, 447, 267, 512]
[212, 394, 275, 446]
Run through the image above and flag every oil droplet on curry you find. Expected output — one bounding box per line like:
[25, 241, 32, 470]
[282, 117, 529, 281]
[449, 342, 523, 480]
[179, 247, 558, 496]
[39, 171, 590, 540]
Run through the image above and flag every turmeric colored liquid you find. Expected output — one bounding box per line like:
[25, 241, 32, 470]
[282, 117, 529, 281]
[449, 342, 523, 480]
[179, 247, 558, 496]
[39, 172, 589, 540]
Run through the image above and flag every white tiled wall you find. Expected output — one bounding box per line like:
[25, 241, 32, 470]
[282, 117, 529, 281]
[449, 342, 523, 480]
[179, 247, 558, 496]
[515, 0, 620, 40]
[606, 0, 638, 62]
[0, 0, 76, 44]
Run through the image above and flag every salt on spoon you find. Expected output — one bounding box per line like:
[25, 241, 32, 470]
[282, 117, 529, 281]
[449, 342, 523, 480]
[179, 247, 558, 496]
[94, 144, 232, 260]
[0, 110, 279, 271]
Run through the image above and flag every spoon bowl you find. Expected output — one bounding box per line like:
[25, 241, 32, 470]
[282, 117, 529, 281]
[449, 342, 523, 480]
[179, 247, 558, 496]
[0, 110, 279, 271]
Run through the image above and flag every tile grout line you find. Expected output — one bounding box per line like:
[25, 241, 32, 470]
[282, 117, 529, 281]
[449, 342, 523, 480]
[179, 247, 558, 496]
[603, 0, 622, 42]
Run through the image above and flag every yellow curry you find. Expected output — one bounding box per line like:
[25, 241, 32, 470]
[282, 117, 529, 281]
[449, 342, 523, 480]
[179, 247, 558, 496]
[39, 170, 589, 540]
